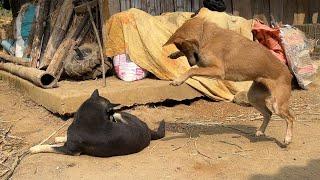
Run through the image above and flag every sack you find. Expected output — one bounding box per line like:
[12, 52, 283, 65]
[15, 3, 37, 58]
[0, 39, 15, 55]
[280, 26, 318, 89]
[113, 54, 148, 82]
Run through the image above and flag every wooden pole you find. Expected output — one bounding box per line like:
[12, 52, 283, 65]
[39, 0, 74, 70]
[0, 62, 57, 88]
[98, 0, 107, 57]
[30, 0, 50, 68]
[0, 52, 30, 66]
[86, 4, 106, 87]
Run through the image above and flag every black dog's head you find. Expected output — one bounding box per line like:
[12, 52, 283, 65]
[76, 89, 120, 123]
[89, 89, 119, 113]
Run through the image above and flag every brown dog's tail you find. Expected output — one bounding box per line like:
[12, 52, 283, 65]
[150, 120, 165, 140]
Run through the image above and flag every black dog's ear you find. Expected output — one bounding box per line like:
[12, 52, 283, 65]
[91, 89, 99, 98]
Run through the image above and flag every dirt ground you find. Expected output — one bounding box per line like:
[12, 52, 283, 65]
[0, 72, 319, 180]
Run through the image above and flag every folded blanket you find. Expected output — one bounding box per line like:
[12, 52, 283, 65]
[104, 8, 252, 101]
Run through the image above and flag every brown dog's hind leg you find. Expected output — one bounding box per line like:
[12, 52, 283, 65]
[248, 82, 272, 136]
[271, 84, 294, 144]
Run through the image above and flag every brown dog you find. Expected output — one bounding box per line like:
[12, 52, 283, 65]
[164, 17, 294, 145]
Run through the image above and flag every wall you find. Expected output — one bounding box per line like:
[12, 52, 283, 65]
[107, 0, 320, 25]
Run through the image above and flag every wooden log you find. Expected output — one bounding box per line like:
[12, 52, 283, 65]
[38, 0, 53, 67]
[74, 0, 98, 14]
[46, 39, 77, 77]
[39, 0, 74, 70]
[46, 15, 90, 77]
[30, 0, 50, 68]
[40, 0, 61, 65]
[0, 52, 30, 66]
[0, 62, 57, 88]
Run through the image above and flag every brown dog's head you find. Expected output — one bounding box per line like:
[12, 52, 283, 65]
[165, 37, 200, 66]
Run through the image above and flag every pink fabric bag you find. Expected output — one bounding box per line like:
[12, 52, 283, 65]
[113, 54, 148, 82]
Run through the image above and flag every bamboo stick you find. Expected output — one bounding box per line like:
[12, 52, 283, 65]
[86, 4, 106, 87]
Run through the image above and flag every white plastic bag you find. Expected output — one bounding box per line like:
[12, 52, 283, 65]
[113, 54, 148, 82]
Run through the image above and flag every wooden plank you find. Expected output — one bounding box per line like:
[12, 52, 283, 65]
[232, 0, 252, 19]
[175, 0, 184, 11]
[131, 0, 142, 9]
[108, 0, 121, 16]
[184, 0, 192, 12]
[252, 0, 270, 25]
[161, 0, 175, 13]
[154, 0, 161, 15]
[147, 0, 156, 15]
[269, 0, 283, 24]
[283, 0, 297, 25]
[141, 0, 148, 11]
[120, 0, 131, 11]
[308, 0, 319, 24]
[191, 0, 200, 12]
[199, 0, 203, 8]
[224, 0, 233, 13]
[295, 0, 309, 25]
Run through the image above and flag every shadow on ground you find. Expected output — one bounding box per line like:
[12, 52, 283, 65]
[249, 159, 320, 180]
[165, 122, 288, 148]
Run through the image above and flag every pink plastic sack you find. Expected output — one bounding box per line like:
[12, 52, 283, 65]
[113, 54, 148, 82]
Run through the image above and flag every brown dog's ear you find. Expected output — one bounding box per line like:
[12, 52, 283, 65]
[163, 36, 181, 47]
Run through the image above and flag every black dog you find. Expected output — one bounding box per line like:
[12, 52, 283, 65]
[30, 89, 165, 157]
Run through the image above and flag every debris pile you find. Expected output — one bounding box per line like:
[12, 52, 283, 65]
[0, 0, 112, 88]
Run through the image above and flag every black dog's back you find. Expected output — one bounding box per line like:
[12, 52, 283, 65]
[53, 90, 165, 157]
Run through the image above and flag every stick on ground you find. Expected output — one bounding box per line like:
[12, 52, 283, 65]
[38, 121, 69, 146]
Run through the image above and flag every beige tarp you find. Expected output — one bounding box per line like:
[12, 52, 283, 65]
[104, 8, 253, 101]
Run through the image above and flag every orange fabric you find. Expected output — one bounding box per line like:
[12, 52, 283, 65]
[252, 19, 287, 64]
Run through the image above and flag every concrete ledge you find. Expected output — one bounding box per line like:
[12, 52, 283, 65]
[0, 70, 203, 115]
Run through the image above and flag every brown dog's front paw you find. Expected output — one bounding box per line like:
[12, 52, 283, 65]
[168, 51, 183, 59]
[284, 137, 292, 145]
